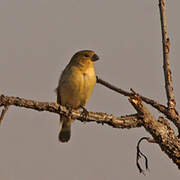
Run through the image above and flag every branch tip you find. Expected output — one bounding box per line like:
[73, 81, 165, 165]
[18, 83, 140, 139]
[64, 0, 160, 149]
[136, 137, 153, 174]
[0, 105, 9, 125]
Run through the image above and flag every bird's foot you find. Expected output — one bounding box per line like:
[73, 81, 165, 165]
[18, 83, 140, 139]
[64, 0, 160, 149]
[65, 106, 73, 118]
[80, 106, 89, 121]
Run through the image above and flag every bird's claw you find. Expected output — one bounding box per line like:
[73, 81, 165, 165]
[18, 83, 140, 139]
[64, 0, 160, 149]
[66, 106, 73, 118]
[80, 106, 89, 121]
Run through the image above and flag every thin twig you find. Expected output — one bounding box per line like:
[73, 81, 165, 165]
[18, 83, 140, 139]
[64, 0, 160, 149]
[159, 0, 176, 110]
[136, 137, 150, 174]
[97, 77, 180, 125]
[97, 76, 167, 113]
[136, 136, 155, 174]
[158, 0, 180, 136]
[0, 105, 9, 125]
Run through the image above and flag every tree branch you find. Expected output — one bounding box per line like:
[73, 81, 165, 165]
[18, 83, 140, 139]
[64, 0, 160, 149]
[159, 0, 176, 110]
[0, 94, 142, 129]
[0, 105, 9, 125]
[129, 92, 180, 169]
[97, 76, 180, 134]
[97, 76, 167, 113]
[158, 0, 180, 136]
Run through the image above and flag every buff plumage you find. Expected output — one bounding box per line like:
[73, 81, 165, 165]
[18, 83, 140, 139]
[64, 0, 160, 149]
[56, 50, 99, 142]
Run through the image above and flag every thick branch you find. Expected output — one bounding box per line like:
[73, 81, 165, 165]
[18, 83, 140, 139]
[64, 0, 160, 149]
[129, 93, 180, 169]
[0, 94, 142, 129]
[159, 0, 176, 110]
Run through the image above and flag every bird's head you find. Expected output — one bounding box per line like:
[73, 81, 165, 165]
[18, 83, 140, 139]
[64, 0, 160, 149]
[70, 50, 99, 67]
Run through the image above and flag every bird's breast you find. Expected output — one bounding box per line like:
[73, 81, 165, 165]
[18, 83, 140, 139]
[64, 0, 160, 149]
[59, 66, 96, 109]
[79, 67, 96, 105]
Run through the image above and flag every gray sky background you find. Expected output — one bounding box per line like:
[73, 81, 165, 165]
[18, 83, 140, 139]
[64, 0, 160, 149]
[0, 0, 180, 179]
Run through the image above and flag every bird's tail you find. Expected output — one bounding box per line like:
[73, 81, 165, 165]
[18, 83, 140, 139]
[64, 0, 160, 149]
[59, 115, 71, 142]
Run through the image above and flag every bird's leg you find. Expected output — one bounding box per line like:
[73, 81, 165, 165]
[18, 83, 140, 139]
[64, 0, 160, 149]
[65, 105, 73, 119]
[80, 106, 89, 121]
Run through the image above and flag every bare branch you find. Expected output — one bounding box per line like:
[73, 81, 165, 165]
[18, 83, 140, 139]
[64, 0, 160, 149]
[97, 76, 180, 133]
[129, 92, 180, 169]
[159, 0, 176, 110]
[97, 76, 167, 112]
[158, 0, 180, 136]
[0, 94, 142, 129]
[0, 105, 9, 125]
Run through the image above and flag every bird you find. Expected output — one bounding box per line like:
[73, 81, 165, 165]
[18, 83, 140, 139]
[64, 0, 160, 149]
[56, 50, 99, 142]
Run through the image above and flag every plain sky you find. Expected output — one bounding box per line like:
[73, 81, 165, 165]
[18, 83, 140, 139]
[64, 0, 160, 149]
[0, 0, 180, 180]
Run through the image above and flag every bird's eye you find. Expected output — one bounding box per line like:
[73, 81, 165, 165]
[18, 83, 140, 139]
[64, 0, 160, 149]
[84, 54, 90, 57]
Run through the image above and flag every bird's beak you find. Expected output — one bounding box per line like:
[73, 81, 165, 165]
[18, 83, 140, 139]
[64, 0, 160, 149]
[91, 54, 99, 61]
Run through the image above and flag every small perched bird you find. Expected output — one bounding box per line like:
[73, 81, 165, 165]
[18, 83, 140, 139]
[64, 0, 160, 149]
[56, 50, 99, 142]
